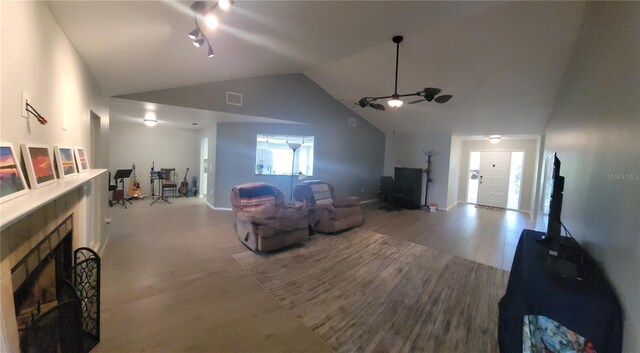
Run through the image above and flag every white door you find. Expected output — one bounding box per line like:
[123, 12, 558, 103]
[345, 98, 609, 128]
[477, 151, 511, 208]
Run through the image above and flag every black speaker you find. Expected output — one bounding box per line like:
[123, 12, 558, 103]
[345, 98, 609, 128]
[394, 167, 423, 209]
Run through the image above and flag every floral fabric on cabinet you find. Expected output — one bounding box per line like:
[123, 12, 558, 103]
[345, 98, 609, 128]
[523, 315, 597, 353]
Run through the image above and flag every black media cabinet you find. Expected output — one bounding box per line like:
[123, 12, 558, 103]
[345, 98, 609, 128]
[498, 229, 622, 353]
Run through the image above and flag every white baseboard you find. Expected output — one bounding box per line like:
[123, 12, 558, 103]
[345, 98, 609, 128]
[360, 199, 378, 205]
[206, 201, 232, 211]
[96, 235, 109, 257]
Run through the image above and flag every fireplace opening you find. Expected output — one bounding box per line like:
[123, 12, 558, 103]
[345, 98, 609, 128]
[10, 215, 101, 353]
[13, 232, 72, 332]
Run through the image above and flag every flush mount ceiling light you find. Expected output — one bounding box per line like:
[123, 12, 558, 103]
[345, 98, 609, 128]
[143, 112, 157, 127]
[356, 36, 453, 111]
[489, 135, 502, 144]
[187, 0, 233, 58]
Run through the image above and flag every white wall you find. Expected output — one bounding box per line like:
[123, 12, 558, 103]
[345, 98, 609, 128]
[457, 138, 539, 213]
[198, 124, 217, 207]
[108, 119, 199, 196]
[0, 1, 109, 249]
[384, 133, 452, 208]
[541, 2, 639, 351]
[1, 1, 109, 350]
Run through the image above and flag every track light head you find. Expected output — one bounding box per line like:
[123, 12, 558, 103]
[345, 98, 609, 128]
[193, 38, 205, 47]
[207, 46, 214, 58]
[188, 28, 200, 40]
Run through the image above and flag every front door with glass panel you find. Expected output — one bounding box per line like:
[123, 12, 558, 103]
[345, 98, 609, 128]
[477, 151, 511, 208]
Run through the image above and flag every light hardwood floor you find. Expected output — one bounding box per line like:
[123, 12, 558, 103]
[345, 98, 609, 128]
[360, 202, 535, 271]
[96, 197, 533, 352]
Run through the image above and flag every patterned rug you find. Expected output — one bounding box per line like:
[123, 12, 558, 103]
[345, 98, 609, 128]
[233, 228, 508, 353]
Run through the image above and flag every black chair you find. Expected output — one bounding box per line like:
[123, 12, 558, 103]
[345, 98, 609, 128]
[378, 176, 404, 211]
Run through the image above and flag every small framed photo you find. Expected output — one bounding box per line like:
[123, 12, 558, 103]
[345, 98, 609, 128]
[74, 147, 89, 173]
[21, 143, 57, 188]
[54, 146, 77, 178]
[0, 143, 29, 203]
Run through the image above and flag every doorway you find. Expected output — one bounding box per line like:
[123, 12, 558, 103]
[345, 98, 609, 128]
[467, 151, 524, 209]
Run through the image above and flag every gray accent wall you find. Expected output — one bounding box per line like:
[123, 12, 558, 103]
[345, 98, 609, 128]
[542, 2, 639, 351]
[120, 74, 385, 207]
[215, 121, 384, 208]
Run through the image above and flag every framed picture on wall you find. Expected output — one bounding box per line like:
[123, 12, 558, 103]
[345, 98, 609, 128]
[0, 143, 30, 203]
[74, 147, 89, 173]
[21, 143, 57, 188]
[54, 146, 77, 178]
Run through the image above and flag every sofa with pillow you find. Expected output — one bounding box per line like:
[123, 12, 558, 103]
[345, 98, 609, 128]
[230, 182, 309, 252]
[293, 180, 364, 234]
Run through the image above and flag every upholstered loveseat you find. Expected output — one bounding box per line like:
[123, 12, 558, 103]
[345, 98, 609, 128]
[293, 180, 363, 234]
[231, 182, 309, 252]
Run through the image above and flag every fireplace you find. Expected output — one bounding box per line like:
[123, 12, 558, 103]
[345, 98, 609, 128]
[9, 215, 101, 353]
[12, 222, 72, 333]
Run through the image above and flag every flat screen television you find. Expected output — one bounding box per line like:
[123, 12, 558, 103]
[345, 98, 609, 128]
[541, 153, 565, 249]
[542, 153, 565, 239]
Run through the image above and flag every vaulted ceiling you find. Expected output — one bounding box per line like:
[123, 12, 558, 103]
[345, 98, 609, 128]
[48, 1, 586, 135]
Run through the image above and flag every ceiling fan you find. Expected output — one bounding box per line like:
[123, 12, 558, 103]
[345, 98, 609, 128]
[356, 36, 453, 111]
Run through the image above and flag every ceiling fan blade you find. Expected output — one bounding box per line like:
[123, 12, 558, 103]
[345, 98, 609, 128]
[422, 87, 442, 102]
[369, 103, 386, 111]
[408, 99, 425, 104]
[356, 97, 371, 108]
[435, 95, 452, 103]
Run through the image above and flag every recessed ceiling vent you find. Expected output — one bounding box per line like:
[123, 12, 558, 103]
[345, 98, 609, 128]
[226, 92, 242, 106]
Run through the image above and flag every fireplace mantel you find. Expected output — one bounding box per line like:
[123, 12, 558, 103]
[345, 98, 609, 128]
[0, 169, 107, 230]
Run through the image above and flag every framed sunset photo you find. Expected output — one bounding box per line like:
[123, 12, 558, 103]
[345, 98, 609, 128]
[21, 143, 57, 188]
[54, 146, 77, 178]
[74, 147, 89, 173]
[0, 143, 29, 203]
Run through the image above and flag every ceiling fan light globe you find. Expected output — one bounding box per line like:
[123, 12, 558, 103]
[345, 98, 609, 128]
[388, 97, 403, 108]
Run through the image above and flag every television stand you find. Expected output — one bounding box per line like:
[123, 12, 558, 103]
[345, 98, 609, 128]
[498, 229, 623, 353]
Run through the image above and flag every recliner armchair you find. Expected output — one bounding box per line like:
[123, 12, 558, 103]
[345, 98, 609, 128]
[231, 182, 309, 253]
[293, 180, 364, 234]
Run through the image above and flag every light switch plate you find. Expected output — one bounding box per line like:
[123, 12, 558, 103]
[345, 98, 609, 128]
[21, 92, 31, 118]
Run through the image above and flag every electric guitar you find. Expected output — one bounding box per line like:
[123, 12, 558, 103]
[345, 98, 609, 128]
[178, 168, 189, 196]
[128, 163, 144, 198]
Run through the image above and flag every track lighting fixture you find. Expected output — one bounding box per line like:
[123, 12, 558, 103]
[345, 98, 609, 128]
[188, 28, 200, 40]
[187, 0, 232, 58]
[192, 38, 205, 47]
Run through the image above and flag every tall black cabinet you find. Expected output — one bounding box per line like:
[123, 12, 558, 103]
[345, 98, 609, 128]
[394, 167, 423, 209]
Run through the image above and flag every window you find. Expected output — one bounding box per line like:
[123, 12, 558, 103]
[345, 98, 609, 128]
[255, 135, 314, 176]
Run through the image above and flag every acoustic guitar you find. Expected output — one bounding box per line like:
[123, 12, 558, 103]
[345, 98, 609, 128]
[178, 168, 189, 196]
[128, 163, 144, 198]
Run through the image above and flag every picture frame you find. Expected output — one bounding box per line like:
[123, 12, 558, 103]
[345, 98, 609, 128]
[54, 146, 78, 178]
[74, 147, 89, 173]
[21, 143, 57, 188]
[0, 143, 30, 203]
